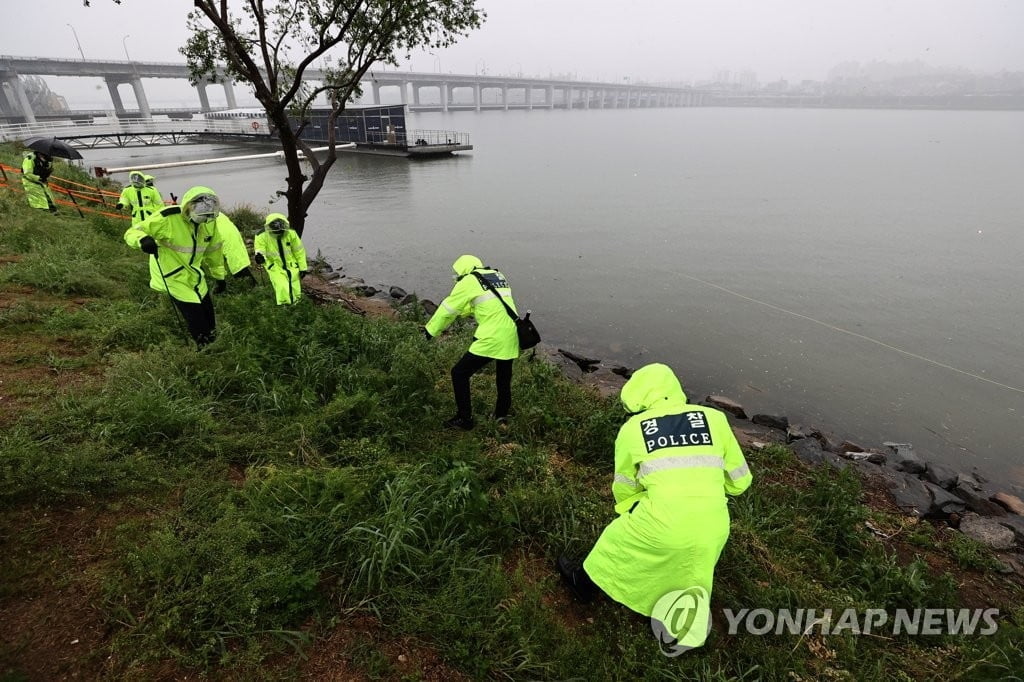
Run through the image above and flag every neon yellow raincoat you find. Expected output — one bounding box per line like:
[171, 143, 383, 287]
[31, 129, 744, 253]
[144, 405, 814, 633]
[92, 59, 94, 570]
[123, 186, 228, 303]
[143, 174, 165, 214]
[254, 213, 307, 305]
[118, 170, 163, 225]
[21, 152, 55, 210]
[425, 254, 519, 360]
[583, 363, 752, 649]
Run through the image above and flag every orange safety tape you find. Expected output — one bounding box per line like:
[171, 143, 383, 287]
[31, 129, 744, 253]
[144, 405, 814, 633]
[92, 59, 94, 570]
[0, 180, 130, 221]
[0, 163, 121, 198]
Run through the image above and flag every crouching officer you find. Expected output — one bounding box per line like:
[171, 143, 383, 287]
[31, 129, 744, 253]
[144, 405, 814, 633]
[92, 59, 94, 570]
[254, 213, 307, 305]
[557, 363, 752, 651]
[424, 255, 518, 430]
[21, 150, 56, 213]
[124, 186, 238, 346]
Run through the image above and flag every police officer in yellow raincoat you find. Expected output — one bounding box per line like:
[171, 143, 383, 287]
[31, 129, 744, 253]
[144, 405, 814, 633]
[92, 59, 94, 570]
[424, 255, 519, 430]
[21, 151, 56, 212]
[558, 363, 752, 650]
[124, 186, 244, 346]
[254, 213, 307, 305]
[143, 174, 165, 213]
[117, 170, 163, 225]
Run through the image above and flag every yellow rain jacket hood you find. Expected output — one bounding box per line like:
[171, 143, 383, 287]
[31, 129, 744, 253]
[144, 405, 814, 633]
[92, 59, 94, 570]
[124, 186, 229, 303]
[425, 254, 519, 360]
[583, 363, 752, 650]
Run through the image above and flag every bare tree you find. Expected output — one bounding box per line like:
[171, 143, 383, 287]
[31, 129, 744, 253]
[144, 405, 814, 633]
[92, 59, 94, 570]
[181, 0, 484, 236]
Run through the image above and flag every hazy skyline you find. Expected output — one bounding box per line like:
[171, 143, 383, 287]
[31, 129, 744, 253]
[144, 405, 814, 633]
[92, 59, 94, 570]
[3, 0, 1022, 107]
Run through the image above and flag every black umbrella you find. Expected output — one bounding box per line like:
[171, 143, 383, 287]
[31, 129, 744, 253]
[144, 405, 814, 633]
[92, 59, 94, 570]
[22, 136, 84, 160]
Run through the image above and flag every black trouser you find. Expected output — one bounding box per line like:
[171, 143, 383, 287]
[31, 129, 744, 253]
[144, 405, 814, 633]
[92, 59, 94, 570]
[170, 293, 217, 347]
[451, 351, 513, 419]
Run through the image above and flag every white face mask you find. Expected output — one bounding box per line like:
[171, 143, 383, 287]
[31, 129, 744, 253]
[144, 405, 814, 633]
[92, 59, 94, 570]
[186, 194, 220, 225]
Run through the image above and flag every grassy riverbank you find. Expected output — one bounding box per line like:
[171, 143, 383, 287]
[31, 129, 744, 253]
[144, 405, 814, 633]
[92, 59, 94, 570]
[1, 146, 1022, 680]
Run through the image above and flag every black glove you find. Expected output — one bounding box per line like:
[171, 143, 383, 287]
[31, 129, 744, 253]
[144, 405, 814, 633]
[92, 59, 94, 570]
[233, 267, 256, 283]
[213, 279, 227, 294]
[422, 327, 433, 341]
[139, 236, 158, 255]
[254, 253, 265, 265]
[300, 271, 308, 280]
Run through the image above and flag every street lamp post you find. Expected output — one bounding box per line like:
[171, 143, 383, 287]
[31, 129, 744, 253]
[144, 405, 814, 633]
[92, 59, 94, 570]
[122, 34, 132, 62]
[66, 24, 86, 60]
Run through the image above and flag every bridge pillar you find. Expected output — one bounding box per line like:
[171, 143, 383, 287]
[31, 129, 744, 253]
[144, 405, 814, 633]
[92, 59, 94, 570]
[3, 76, 36, 123]
[399, 81, 408, 105]
[525, 86, 532, 109]
[105, 79, 127, 117]
[196, 79, 212, 112]
[546, 85, 554, 108]
[222, 79, 237, 109]
[565, 87, 573, 110]
[130, 78, 151, 118]
[501, 85, 508, 110]
[0, 81, 16, 118]
[441, 82, 449, 112]
[371, 82, 381, 105]
[412, 84, 421, 106]
[474, 83, 481, 112]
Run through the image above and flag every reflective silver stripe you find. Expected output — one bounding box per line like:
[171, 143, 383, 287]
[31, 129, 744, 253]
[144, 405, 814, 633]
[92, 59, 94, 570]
[471, 290, 510, 306]
[613, 474, 638, 488]
[207, 241, 223, 253]
[637, 455, 725, 479]
[441, 301, 459, 315]
[164, 244, 195, 254]
[728, 463, 750, 480]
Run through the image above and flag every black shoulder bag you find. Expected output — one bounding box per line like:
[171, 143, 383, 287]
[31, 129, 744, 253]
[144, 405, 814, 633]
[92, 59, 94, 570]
[471, 271, 541, 351]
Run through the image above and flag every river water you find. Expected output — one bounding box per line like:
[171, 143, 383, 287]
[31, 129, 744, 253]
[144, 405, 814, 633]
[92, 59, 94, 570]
[84, 107, 1024, 484]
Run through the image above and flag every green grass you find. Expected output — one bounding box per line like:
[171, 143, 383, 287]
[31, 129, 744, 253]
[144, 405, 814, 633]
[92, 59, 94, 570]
[1, 142, 1023, 680]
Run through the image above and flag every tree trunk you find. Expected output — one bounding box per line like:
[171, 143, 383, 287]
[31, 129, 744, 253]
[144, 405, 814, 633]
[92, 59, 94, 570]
[272, 118, 309, 237]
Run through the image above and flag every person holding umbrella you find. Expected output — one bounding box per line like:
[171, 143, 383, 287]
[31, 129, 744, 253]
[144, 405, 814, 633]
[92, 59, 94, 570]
[20, 150, 57, 213]
[20, 137, 85, 214]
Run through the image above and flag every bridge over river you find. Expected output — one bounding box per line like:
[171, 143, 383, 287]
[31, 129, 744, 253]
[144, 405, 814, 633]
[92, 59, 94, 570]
[0, 55, 707, 123]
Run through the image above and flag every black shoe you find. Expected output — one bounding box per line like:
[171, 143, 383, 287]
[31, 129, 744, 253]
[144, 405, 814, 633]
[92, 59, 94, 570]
[443, 415, 475, 431]
[557, 556, 595, 603]
[494, 415, 510, 428]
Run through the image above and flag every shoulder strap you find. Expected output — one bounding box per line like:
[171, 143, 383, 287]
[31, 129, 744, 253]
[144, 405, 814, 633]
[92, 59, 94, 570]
[470, 270, 518, 322]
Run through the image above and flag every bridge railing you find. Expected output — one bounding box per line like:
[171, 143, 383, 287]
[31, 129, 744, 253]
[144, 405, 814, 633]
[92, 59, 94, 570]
[0, 118, 268, 143]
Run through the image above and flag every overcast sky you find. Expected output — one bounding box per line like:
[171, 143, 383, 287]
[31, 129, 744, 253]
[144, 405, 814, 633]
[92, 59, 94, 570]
[3, 0, 1022, 107]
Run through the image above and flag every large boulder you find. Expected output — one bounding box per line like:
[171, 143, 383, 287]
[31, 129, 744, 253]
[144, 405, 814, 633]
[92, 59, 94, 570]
[922, 481, 966, 518]
[868, 467, 933, 517]
[959, 513, 1016, 550]
[953, 482, 1008, 517]
[885, 442, 926, 475]
[420, 299, 438, 316]
[558, 349, 600, 373]
[703, 396, 747, 419]
[389, 285, 408, 300]
[786, 423, 815, 443]
[752, 414, 789, 430]
[790, 437, 828, 466]
[921, 462, 960, 490]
